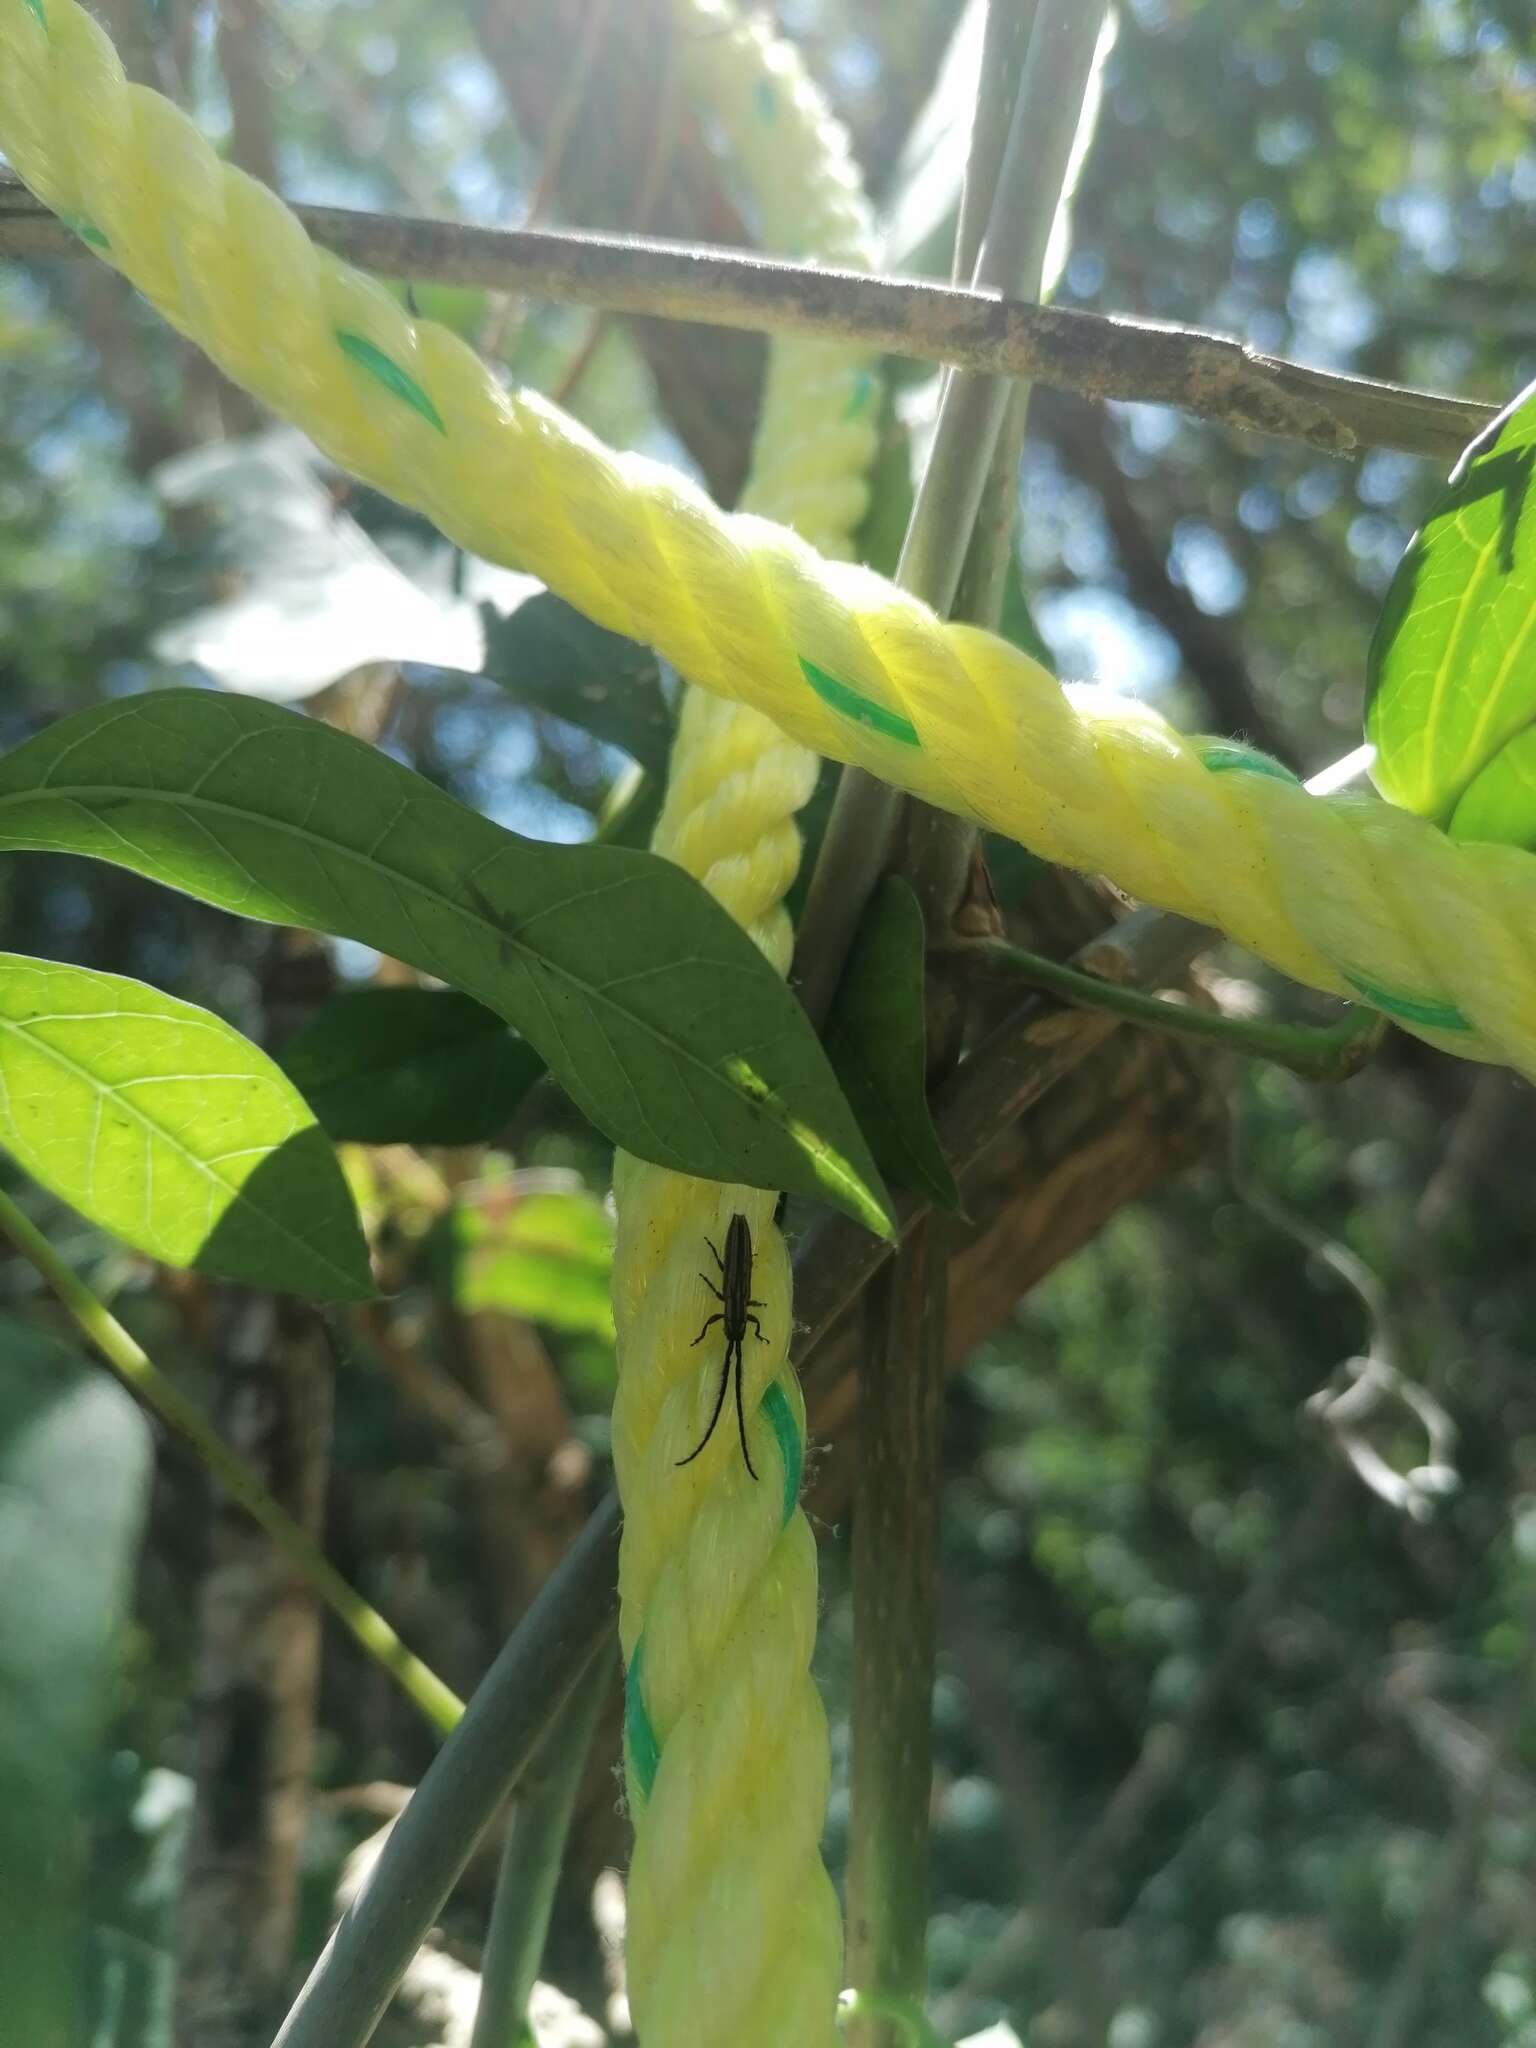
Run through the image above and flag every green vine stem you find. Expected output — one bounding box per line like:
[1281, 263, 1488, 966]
[0, 1184, 463, 1735]
[936, 936, 1388, 1080]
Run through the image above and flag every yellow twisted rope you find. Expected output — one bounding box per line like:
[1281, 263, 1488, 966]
[8, 0, 1533, 1089]
[609, 2, 873, 2040]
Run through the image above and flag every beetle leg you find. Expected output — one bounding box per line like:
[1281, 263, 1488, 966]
[690, 1312, 724, 1347]
[746, 1314, 767, 1343]
[705, 1237, 724, 1273]
[732, 1339, 759, 1480]
[698, 1275, 725, 1302]
[677, 1347, 733, 1467]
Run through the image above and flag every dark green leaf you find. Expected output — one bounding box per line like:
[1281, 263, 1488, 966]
[1366, 376, 1536, 832]
[0, 695, 892, 1235]
[0, 1319, 151, 2046]
[280, 987, 544, 1146]
[479, 592, 674, 776]
[824, 877, 961, 1213]
[449, 1186, 615, 1336]
[0, 954, 373, 1298]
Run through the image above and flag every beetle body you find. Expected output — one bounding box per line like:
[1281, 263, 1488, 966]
[679, 1210, 768, 1478]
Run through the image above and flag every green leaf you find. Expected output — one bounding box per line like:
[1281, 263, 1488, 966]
[1366, 375, 1536, 830]
[448, 1186, 615, 1337]
[824, 878, 961, 1214]
[0, 1319, 151, 2046]
[0, 695, 892, 1236]
[280, 987, 544, 1146]
[479, 592, 674, 776]
[0, 954, 373, 1298]
[1445, 727, 1536, 848]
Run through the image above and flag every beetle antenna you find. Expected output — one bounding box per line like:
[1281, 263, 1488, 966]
[734, 1343, 759, 1480]
[677, 1350, 732, 1468]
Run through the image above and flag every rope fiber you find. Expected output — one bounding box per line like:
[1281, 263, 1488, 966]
[6, 0, 1536, 1086]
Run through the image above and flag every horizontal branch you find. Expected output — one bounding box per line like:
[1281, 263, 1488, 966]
[0, 173, 1492, 463]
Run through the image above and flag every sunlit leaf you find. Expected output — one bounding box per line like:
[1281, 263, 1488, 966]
[449, 1186, 614, 1337]
[824, 877, 961, 1213]
[0, 1320, 151, 2045]
[0, 695, 892, 1234]
[0, 954, 373, 1297]
[1367, 376, 1536, 833]
[280, 987, 544, 1146]
[479, 592, 674, 776]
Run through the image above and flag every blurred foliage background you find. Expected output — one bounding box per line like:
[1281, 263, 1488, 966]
[4, 1, 1536, 2043]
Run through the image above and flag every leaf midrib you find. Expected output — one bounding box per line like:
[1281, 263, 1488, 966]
[0, 1004, 358, 1290]
[0, 780, 788, 1150]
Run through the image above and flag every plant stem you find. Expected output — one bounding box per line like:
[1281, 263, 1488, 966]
[470, 1648, 613, 2048]
[845, 1231, 949, 2048]
[937, 937, 1388, 1079]
[843, 13, 1106, 2046]
[273, 1499, 621, 2048]
[0, 1186, 463, 1736]
[0, 174, 1488, 460]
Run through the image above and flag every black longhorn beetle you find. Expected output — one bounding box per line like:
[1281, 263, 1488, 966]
[678, 1211, 767, 1479]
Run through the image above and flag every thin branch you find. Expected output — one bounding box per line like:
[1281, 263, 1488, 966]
[0, 173, 1492, 462]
